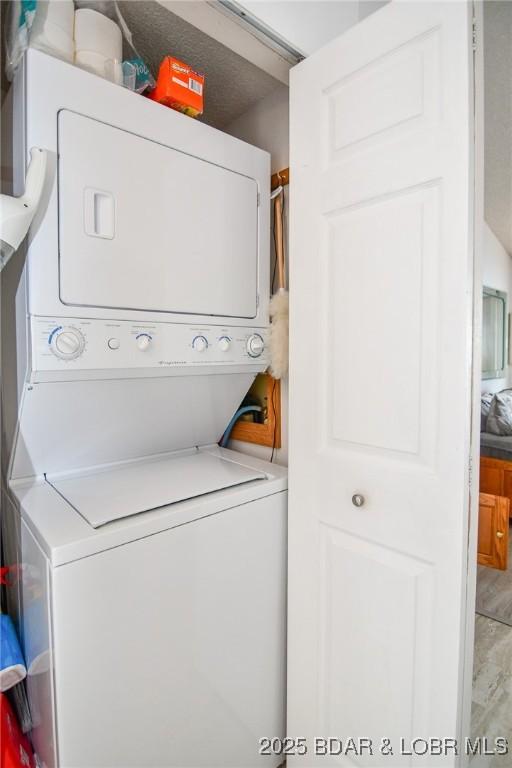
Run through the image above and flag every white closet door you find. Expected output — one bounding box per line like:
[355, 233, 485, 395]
[288, 2, 474, 764]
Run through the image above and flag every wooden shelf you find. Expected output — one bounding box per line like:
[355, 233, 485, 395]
[231, 373, 281, 449]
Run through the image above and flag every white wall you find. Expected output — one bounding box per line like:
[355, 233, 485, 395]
[225, 84, 289, 465]
[227, 83, 289, 173]
[481, 222, 512, 393]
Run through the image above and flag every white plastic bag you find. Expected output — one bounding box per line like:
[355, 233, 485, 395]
[75, 0, 155, 92]
[5, 0, 37, 81]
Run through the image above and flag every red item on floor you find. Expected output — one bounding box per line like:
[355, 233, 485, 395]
[0, 694, 35, 768]
[148, 56, 204, 117]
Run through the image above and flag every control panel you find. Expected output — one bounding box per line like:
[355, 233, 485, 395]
[32, 318, 269, 372]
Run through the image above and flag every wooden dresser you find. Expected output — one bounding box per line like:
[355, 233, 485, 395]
[480, 456, 512, 518]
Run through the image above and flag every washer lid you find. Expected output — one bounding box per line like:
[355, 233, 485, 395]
[46, 451, 266, 528]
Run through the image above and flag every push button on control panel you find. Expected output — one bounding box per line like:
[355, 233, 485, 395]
[108, 338, 120, 350]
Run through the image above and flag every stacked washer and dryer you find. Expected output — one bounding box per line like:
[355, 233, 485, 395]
[4, 50, 287, 768]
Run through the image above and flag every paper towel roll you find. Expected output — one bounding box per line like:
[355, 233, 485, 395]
[105, 59, 124, 86]
[74, 9, 122, 61]
[30, 0, 75, 63]
[41, 0, 75, 31]
[75, 49, 109, 76]
[75, 50, 123, 84]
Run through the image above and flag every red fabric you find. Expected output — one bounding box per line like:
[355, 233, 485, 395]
[0, 694, 35, 768]
[0, 566, 22, 587]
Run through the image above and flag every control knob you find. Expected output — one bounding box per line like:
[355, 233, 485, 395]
[192, 335, 208, 353]
[246, 333, 264, 358]
[136, 333, 152, 351]
[218, 336, 231, 352]
[49, 327, 85, 360]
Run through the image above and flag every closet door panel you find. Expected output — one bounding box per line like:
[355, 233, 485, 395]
[288, 2, 474, 763]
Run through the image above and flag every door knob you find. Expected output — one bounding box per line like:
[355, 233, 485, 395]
[352, 494, 365, 508]
[497, 531, 505, 539]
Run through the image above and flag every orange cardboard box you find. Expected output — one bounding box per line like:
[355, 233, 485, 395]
[149, 56, 204, 117]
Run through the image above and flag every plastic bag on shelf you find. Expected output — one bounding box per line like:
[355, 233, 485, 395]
[4, 0, 37, 81]
[6, 0, 75, 80]
[75, 0, 155, 92]
[5, 0, 154, 93]
[28, 0, 75, 64]
[74, 0, 118, 19]
[122, 58, 154, 93]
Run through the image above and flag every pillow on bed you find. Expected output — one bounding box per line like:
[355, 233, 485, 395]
[486, 390, 512, 435]
[481, 392, 494, 432]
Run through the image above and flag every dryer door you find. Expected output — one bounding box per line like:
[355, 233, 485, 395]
[57, 111, 258, 318]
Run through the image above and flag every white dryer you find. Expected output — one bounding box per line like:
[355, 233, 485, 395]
[4, 50, 286, 768]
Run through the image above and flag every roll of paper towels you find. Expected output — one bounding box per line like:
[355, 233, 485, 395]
[75, 49, 109, 76]
[74, 9, 122, 61]
[29, 0, 75, 63]
[75, 50, 123, 84]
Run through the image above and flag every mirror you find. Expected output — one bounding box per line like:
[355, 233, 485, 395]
[482, 287, 508, 379]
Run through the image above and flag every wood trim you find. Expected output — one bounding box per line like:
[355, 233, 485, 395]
[231, 373, 281, 449]
[274, 189, 285, 290]
[271, 167, 289, 190]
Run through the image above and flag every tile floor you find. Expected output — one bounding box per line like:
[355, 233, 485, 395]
[475, 527, 512, 626]
[471, 614, 512, 766]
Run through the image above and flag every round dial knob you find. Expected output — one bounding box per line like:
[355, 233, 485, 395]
[192, 335, 208, 353]
[218, 336, 231, 352]
[136, 333, 152, 351]
[246, 333, 264, 358]
[50, 327, 85, 360]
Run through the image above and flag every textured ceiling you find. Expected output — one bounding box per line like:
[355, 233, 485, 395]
[117, 0, 284, 128]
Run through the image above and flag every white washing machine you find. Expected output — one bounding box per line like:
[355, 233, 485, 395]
[5, 50, 286, 767]
[16, 447, 287, 768]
